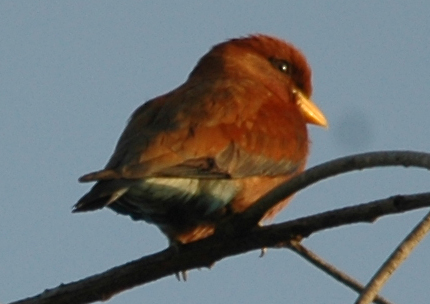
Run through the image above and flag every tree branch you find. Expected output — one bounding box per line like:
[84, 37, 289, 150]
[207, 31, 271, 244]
[10, 151, 430, 304]
[288, 242, 395, 304]
[11, 192, 430, 304]
[355, 210, 430, 304]
[237, 151, 430, 230]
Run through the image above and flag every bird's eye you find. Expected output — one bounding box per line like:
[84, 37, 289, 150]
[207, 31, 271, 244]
[269, 58, 292, 75]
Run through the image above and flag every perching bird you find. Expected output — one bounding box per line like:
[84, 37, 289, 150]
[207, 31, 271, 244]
[73, 34, 327, 244]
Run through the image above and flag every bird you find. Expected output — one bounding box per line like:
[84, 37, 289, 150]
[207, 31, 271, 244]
[73, 34, 327, 245]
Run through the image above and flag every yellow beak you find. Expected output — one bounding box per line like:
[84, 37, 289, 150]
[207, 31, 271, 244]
[293, 89, 328, 128]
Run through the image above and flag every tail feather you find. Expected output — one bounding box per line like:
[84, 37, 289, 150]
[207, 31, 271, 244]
[73, 195, 111, 212]
[73, 180, 130, 212]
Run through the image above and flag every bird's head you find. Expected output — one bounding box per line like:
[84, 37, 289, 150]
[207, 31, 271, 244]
[190, 34, 327, 128]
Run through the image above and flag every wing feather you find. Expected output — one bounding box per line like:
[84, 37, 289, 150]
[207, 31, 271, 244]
[79, 78, 307, 182]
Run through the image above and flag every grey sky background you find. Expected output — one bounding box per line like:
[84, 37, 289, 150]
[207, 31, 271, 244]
[2, 2, 430, 303]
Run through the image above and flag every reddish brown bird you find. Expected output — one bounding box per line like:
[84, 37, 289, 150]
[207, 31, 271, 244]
[73, 34, 327, 244]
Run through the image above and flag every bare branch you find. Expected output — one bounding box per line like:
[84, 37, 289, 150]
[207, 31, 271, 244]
[355, 210, 430, 304]
[10, 151, 430, 303]
[238, 151, 430, 230]
[288, 242, 395, 304]
[10, 192, 430, 304]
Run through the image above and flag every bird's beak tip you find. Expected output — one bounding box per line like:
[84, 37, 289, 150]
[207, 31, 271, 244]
[312, 116, 329, 129]
[294, 89, 328, 129]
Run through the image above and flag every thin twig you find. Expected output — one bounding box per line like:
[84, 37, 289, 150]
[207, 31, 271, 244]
[355, 210, 430, 304]
[238, 151, 430, 229]
[288, 242, 395, 304]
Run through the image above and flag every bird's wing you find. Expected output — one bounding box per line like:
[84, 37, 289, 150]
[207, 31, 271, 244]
[79, 78, 308, 182]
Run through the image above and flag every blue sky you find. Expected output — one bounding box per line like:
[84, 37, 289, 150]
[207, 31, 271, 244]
[2, 2, 430, 303]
